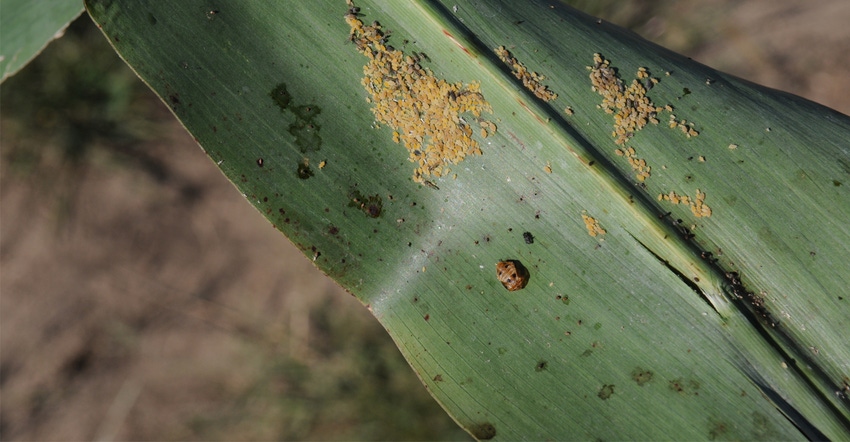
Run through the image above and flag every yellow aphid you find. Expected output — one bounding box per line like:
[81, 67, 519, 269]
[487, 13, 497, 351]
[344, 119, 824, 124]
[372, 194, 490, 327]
[319, 160, 327, 169]
[544, 161, 552, 174]
[478, 120, 497, 136]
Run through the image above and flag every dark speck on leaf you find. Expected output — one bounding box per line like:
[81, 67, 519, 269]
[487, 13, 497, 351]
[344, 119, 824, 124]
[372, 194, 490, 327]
[535, 360, 548, 372]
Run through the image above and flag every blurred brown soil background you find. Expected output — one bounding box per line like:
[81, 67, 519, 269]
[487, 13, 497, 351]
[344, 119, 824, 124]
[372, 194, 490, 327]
[2, 1, 849, 440]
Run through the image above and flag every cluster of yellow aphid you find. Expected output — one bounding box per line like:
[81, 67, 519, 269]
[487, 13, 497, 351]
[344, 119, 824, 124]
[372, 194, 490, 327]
[345, 1, 494, 184]
[588, 53, 711, 217]
[588, 53, 699, 145]
[658, 189, 712, 218]
[588, 53, 662, 145]
[581, 211, 607, 237]
[614, 146, 651, 182]
[495, 46, 558, 102]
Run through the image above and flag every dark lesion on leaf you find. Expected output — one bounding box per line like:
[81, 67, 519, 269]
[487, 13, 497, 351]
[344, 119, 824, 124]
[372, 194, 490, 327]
[296, 158, 313, 179]
[348, 189, 382, 218]
[468, 422, 496, 440]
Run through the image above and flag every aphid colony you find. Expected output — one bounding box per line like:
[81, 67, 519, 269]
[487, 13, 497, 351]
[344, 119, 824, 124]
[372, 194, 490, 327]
[495, 46, 558, 102]
[581, 211, 607, 237]
[658, 189, 712, 218]
[590, 53, 711, 218]
[346, 2, 494, 184]
[588, 53, 698, 145]
[614, 146, 651, 182]
[590, 53, 658, 145]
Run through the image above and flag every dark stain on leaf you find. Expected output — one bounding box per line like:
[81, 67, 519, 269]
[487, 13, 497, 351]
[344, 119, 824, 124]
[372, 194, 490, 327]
[293, 104, 321, 120]
[349, 189, 382, 218]
[269, 83, 292, 110]
[270, 84, 323, 153]
[468, 422, 496, 440]
[535, 360, 548, 372]
[707, 418, 728, 440]
[290, 119, 322, 153]
[669, 378, 685, 394]
[631, 367, 653, 386]
[296, 159, 313, 179]
[598, 384, 615, 400]
[668, 377, 701, 396]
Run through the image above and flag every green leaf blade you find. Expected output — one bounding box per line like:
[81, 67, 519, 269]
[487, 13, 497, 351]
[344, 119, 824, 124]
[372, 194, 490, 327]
[0, 0, 83, 82]
[85, 0, 850, 439]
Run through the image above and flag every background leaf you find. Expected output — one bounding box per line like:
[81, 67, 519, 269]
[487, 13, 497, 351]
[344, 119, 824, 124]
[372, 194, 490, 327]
[0, 0, 83, 82]
[75, 0, 850, 439]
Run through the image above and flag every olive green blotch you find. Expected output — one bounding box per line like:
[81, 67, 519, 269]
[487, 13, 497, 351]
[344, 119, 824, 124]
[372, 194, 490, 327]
[270, 82, 292, 110]
[468, 422, 497, 440]
[269, 83, 323, 153]
[598, 384, 615, 400]
[631, 367, 653, 386]
[348, 189, 382, 218]
[296, 159, 314, 180]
